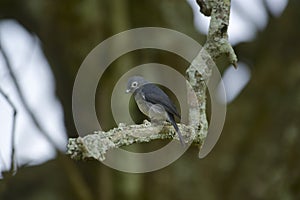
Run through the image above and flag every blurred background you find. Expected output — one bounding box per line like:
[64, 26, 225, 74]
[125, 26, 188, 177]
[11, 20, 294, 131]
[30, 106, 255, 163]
[0, 0, 299, 199]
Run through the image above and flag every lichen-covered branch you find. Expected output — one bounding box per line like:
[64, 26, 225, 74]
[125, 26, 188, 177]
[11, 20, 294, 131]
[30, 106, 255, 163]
[67, 121, 205, 161]
[186, 0, 237, 144]
[67, 0, 237, 161]
[204, 0, 237, 67]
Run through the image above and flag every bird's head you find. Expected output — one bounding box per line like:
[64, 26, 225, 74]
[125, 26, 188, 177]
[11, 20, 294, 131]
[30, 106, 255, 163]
[126, 76, 148, 93]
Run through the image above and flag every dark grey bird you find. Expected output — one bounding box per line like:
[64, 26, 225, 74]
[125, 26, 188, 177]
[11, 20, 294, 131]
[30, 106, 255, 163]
[126, 76, 185, 146]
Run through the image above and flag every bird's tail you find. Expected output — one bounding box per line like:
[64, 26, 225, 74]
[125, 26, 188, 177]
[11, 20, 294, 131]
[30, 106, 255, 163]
[168, 113, 185, 147]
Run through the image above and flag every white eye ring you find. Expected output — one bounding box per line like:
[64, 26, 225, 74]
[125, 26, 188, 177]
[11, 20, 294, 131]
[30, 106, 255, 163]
[131, 81, 138, 87]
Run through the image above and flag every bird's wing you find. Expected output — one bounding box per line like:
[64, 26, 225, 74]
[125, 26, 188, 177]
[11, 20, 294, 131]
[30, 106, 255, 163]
[141, 83, 181, 118]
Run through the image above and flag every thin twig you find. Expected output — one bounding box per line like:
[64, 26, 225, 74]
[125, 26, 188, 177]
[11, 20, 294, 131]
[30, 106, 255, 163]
[0, 145, 8, 174]
[0, 87, 17, 174]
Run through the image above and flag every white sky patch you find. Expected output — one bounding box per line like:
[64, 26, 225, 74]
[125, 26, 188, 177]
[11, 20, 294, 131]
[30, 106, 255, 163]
[217, 63, 251, 104]
[233, 0, 268, 30]
[228, 8, 257, 45]
[266, 0, 288, 17]
[0, 20, 67, 175]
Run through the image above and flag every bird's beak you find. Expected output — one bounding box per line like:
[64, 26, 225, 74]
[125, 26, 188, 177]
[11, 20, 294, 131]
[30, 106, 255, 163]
[125, 89, 131, 93]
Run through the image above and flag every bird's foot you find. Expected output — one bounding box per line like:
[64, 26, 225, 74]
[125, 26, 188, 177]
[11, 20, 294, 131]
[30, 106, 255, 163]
[150, 119, 165, 126]
[143, 120, 151, 127]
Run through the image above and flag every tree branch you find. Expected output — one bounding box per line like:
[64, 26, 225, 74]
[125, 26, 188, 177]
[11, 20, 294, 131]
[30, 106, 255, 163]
[67, 0, 237, 161]
[202, 0, 237, 68]
[67, 121, 205, 161]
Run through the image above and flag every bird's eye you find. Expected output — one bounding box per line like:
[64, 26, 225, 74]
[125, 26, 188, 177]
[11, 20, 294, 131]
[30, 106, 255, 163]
[131, 81, 138, 87]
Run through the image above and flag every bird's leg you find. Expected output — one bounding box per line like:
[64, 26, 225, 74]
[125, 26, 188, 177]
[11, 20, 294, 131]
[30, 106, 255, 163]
[150, 118, 164, 126]
[147, 119, 165, 135]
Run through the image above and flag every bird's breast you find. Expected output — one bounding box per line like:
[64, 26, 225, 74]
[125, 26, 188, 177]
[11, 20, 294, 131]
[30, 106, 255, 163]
[134, 92, 151, 116]
[134, 92, 168, 121]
